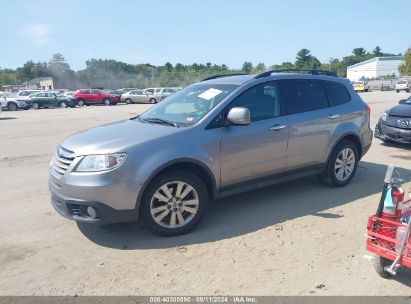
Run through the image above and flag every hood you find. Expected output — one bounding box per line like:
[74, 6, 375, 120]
[60, 119, 182, 156]
[388, 104, 411, 117]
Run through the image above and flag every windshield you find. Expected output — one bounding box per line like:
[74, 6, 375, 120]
[403, 96, 411, 104]
[140, 84, 238, 126]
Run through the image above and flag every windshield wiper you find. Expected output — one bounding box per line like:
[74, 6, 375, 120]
[142, 117, 179, 127]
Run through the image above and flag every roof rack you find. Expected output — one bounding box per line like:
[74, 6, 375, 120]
[254, 69, 337, 79]
[201, 73, 249, 82]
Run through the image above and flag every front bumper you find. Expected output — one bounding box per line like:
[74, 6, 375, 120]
[48, 155, 142, 224]
[50, 189, 138, 224]
[375, 121, 411, 143]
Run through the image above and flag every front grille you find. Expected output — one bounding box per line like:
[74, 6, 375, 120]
[52, 146, 75, 176]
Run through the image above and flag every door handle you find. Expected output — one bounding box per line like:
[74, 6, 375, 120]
[328, 114, 340, 119]
[269, 124, 287, 131]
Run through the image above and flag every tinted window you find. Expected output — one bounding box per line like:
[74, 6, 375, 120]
[90, 90, 99, 94]
[230, 81, 282, 121]
[82, 90, 90, 94]
[285, 80, 328, 114]
[326, 81, 350, 106]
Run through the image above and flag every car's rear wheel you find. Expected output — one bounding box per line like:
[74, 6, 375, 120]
[149, 98, 157, 104]
[59, 101, 67, 108]
[77, 99, 85, 106]
[32, 102, 39, 110]
[7, 102, 17, 111]
[321, 140, 359, 187]
[125, 98, 132, 104]
[140, 171, 209, 236]
[104, 98, 111, 106]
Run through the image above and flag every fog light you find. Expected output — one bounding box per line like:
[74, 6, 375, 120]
[87, 206, 97, 219]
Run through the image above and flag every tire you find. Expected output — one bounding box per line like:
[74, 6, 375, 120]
[77, 99, 85, 106]
[7, 102, 17, 111]
[373, 255, 393, 279]
[396, 90, 399, 93]
[125, 98, 132, 104]
[149, 98, 157, 104]
[140, 171, 209, 236]
[406, 89, 410, 93]
[32, 102, 39, 110]
[321, 139, 359, 187]
[104, 98, 111, 106]
[59, 101, 67, 108]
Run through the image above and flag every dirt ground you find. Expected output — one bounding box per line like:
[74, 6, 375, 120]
[0, 91, 410, 296]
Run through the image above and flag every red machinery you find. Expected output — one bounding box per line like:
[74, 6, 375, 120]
[366, 164, 411, 278]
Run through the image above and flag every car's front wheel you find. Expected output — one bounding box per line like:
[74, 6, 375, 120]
[59, 101, 67, 108]
[32, 102, 39, 110]
[77, 99, 85, 106]
[7, 102, 18, 111]
[125, 98, 132, 104]
[321, 140, 359, 187]
[140, 171, 209, 236]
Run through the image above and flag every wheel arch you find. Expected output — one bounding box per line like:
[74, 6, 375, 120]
[136, 158, 217, 211]
[325, 132, 363, 167]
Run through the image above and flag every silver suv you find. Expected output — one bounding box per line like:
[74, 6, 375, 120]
[49, 70, 373, 236]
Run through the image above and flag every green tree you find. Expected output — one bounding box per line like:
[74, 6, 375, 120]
[242, 62, 253, 73]
[295, 49, 321, 70]
[373, 46, 382, 57]
[352, 48, 366, 57]
[399, 47, 411, 76]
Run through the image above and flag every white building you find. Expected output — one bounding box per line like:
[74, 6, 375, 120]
[346, 56, 403, 81]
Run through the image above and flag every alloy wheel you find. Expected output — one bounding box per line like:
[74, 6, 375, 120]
[334, 148, 356, 182]
[150, 181, 199, 229]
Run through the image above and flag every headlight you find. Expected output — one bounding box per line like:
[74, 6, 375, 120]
[75, 153, 127, 172]
[381, 112, 388, 121]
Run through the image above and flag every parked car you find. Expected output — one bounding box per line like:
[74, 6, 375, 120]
[49, 71, 373, 236]
[30, 92, 78, 109]
[1, 91, 33, 111]
[144, 87, 170, 100]
[73, 89, 119, 106]
[375, 96, 411, 143]
[16, 90, 42, 101]
[121, 90, 157, 104]
[395, 79, 410, 93]
[352, 81, 369, 92]
[0, 92, 17, 110]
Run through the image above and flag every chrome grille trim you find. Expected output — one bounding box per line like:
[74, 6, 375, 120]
[51, 146, 75, 176]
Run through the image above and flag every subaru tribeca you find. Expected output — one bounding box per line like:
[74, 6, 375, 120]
[49, 70, 373, 236]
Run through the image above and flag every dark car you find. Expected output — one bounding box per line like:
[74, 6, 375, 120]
[73, 89, 120, 106]
[30, 92, 78, 109]
[375, 96, 411, 143]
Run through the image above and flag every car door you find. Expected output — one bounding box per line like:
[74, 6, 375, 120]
[220, 81, 288, 188]
[90, 90, 100, 103]
[133, 90, 146, 103]
[35, 93, 47, 107]
[283, 79, 337, 172]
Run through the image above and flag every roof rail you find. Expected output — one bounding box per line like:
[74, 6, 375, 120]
[254, 69, 337, 79]
[201, 73, 249, 82]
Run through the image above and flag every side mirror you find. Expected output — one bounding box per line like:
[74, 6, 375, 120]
[399, 99, 405, 104]
[226, 107, 251, 126]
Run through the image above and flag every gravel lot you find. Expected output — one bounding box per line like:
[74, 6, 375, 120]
[0, 92, 410, 295]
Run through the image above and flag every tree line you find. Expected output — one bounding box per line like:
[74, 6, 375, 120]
[0, 46, 409, 90]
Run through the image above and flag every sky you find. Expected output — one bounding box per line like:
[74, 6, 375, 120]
[1, 0, 410, 71]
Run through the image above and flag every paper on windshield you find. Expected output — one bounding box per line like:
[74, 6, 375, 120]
[198, 88, 223, 100]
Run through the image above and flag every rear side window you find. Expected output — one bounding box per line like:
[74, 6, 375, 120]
[81, 90, 90, 94]
[285, 80, 328, 114]
[325, 81, 351, 106]
[91, 90, 99, 94]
